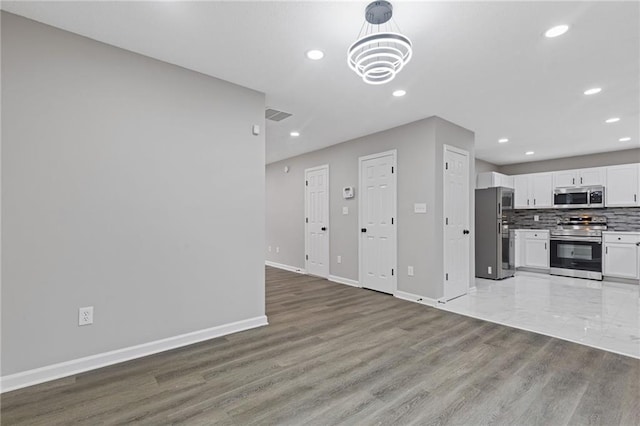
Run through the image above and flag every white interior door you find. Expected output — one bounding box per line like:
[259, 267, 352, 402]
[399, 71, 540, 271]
[359, 151, 397, 294]
[305, 165, 329, 278]
[444, 145, 470, 301]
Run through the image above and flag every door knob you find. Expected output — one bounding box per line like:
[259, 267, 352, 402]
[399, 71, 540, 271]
[321, 227, 327, 231]
[361, 228, 367, 233]
[463, 229, 470, 235]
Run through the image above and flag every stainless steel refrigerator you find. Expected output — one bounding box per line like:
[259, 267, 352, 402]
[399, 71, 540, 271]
[475, 187, 515, 279]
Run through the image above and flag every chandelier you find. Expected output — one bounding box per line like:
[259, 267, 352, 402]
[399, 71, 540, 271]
[347, 1, 413, 85]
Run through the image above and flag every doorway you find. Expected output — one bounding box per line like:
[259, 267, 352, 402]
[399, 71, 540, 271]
[359, 150, 397, 294]
[443, 145, 470, 301]
[305, 165, 330, 278]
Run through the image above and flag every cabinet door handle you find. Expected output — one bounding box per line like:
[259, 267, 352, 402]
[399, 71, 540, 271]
[580, 177, 583, 184]
[527, 199, 530, 206]
[635, 194, 637, 202]
[572, 178, 575, 185]
[606, 247, 608, 254]
[545, 243, 547, 250]
[534, 199, 536, 205]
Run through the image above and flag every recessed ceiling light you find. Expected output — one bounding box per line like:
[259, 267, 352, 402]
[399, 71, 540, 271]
[619, 137, 631, 142]
[545, 25, 569, 38]
[306, 50, 324, 60]
[525, 151, 535, 156]
[498, 138, 509, 143]
[583, 87, 602, 95]
[605, 117, 620, 123]
[392, 90, 406, 97]
[290, 131, 300, 137]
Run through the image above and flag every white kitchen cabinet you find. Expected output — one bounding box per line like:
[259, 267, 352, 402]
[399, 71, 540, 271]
[553, 167, 607, 188]
[553, 167, 606, 188]
[603, 232, 640, 280]
[580, 167, 606, 186]
[515, 230, 549, 270]
[606, 164, 640, 207]
[476, 171, 514, 189]
[514, 231, 523, 268]
[514, 175, 529, 208]
[553, 170, 578, 188]
[530, 173, 553, 208]
[514, 173, 553, 209]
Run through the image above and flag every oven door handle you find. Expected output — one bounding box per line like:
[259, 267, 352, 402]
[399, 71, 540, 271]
[550, 236, 602, 243]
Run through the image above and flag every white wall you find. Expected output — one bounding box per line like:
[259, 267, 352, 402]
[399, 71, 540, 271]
[1, 12, 266, 377]
[266, 116, 474, 300]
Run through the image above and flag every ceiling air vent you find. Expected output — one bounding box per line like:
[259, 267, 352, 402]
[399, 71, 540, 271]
[265, 108, 292, 122]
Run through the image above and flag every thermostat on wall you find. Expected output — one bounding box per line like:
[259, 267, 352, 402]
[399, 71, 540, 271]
[343, 186, 355, 199]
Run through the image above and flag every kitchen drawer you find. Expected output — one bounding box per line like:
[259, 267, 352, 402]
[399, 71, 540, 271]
[603, 233, 640, 244]
[520, 230, 549, 240]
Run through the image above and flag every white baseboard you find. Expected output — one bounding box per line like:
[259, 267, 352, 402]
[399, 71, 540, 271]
[394, 290, 437, 307]
[328, 275, 360, 287]
[265, 261, 306, 274]
[0, 315, 268, 394]
[468, 286, 478, 293]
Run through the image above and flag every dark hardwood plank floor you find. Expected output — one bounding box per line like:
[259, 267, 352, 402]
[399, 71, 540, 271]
[2, 266, 639, 425]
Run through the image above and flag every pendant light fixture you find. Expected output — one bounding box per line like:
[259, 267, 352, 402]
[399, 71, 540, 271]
[347, 1, 413, 85]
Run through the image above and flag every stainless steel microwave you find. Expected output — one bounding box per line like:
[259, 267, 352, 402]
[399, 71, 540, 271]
[553, 186, 604, 209]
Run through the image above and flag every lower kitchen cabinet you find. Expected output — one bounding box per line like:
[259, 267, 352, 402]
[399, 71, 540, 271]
[515, 230, 550, 270]
[603, 232, 640, 280]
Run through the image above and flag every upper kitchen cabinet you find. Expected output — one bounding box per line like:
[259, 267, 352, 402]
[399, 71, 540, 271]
[552, 167, 605, 188]
[476, 171, 514, 189]
[606, 163, 640, 207]
[514, 173, 553, 209]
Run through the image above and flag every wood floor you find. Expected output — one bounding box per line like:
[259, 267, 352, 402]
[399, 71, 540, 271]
[2, 267, 639, 425]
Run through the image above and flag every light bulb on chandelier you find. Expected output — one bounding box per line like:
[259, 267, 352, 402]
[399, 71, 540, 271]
[347, 1, 413, 85]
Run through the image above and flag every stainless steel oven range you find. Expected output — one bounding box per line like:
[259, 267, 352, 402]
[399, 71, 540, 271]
[550, 216, 607, 280]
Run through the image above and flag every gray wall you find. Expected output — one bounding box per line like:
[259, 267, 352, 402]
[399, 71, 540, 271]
[1, 13, 266, 375]
[475, 158, 500, 174]
[498, 148, 640, 175]
[266, 117, 474, 300]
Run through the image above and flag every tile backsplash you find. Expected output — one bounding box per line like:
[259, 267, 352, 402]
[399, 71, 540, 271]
[510, 207, 640, 232]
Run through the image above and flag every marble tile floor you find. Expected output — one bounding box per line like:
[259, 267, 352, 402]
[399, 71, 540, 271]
[439, 271, 640, 359]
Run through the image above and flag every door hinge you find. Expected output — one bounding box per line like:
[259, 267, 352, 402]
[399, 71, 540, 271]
[306, 254, 309, 260]
[391, 217, 394, 225]
[392, 269, 394, 276]
[305, 180, 308, 186]
[391, 166, 394, 173]
[306, 217, 308, 223]
[446, 217, 449, 225]
[446, 273, 449, 281]
[445, 162, 449, 170]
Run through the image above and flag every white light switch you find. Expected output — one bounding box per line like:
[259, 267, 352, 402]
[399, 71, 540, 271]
[534, 215, 540, 221]
[337, 255, 342, 264]
[343, 206, 349, 215]
[407, 266, 414, 276]
[414, 203, 427, 213]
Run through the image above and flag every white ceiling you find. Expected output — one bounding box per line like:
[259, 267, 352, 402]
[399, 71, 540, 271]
[3, 1, 639, 165]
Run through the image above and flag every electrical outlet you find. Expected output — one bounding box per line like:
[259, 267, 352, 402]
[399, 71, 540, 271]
[276, 247, 280, 253]
[534, 215, 540, 221]
[268, 246, 272, 252]
[488, 266, 492, 274]
[79, 306, 93, 326]
[337, 255, 342, 264]
[342, 206, 349, 215]
[407, 266, 414, 276]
